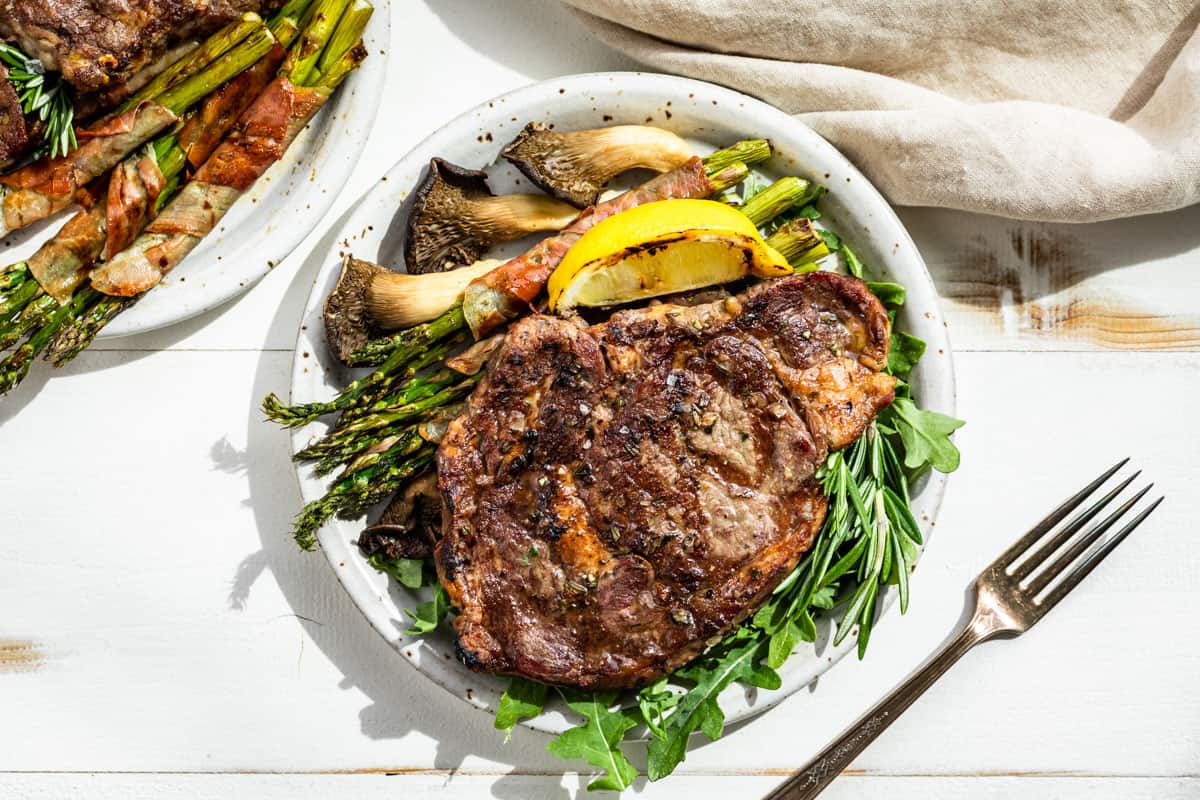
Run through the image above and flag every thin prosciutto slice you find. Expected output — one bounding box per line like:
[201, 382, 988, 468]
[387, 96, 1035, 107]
[177, 43, 288, 171]
[18, 46, 287, 305]
[26, 184, 109, 305]
[104, 153, 166, 261]
[461, 157, 719, 338]
[0, 103, 178, 237]
[91, 76, 333, 298]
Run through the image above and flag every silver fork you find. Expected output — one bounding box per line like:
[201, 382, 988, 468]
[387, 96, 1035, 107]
[764, 459, 1164, 800]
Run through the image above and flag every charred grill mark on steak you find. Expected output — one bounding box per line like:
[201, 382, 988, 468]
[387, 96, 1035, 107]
[436, 272, 896, 689]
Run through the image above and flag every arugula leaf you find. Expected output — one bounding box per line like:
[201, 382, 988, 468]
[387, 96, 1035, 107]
[841, 243, 865, 277]
[797, 185, 826, 218]
[738, 172, 766, 202]
[820, 229, 843, 253]
[404, 584, 451, 635]
[866, 281, 906, 308]
[548, 691, 640, 792]
[767, 618, 809, 669]
[368, 554, 426, 589]
[810, 584, 838, 609]
[637, 677, 682, 740]
[495, 676, 547, 739]
[886, 397, 965, 473]
[646, 637, 778, 780]
[887, 331, 926, 379]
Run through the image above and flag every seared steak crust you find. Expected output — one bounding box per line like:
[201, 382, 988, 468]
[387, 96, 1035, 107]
[0, 0, 278, 93]
[0, 64, 29, 167]
[437, 272, 895, 689]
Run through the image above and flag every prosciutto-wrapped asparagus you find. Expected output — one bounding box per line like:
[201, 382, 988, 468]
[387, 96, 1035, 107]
[90, 2, 371, 298]
[0, 20, 277, 238]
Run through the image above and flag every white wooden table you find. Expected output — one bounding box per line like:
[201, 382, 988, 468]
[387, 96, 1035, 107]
[3, 3, 1198, 798]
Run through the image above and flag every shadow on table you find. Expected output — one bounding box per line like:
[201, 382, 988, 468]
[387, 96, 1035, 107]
[0, 287, 258, 425]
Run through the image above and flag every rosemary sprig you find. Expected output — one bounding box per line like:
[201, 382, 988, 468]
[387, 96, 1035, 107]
[0, 42, 76, 159]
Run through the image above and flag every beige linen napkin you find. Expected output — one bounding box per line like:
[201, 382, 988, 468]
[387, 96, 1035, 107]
[562, 0, 1200, 221]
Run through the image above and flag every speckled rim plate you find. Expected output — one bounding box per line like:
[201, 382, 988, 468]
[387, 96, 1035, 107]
[289, 72, 956, 736]
[0, 3, 390, 338]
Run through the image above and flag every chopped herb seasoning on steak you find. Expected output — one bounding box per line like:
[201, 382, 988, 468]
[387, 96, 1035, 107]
[436, 271, 896, 689]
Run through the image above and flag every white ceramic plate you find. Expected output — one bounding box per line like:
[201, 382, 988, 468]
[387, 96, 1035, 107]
[289, 73, 956, 736]
[0, 5, 389, 338]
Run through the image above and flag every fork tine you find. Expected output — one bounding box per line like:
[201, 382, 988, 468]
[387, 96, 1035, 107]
[1011, 471, 1140, 580]
[998, 458, 1128, 568]
[1024, 484, 1151, 596]
[1036, 496, 1164, 614]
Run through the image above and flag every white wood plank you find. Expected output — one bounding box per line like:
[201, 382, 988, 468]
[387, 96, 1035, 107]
[1, 351, 1196, 782]
[901, 204, 1200, 352]
[0, 774, 1196, 800]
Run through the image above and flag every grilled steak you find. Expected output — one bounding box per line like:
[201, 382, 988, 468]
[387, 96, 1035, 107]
[0, 0, 279, 94]
[0, 63, 29, 167]
[437, 272, 896, 689]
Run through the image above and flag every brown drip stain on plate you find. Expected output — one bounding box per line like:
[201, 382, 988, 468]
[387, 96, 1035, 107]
[0, 639, 44, 673]
[949, 229, 1200, 349]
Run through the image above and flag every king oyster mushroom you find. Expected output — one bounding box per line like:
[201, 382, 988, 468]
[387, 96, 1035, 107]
[323, 255, 381, 365]
[501, 123, 694, 207]
[357, 473, 444, 561]
[322, 255, 504, 364]
[404, 157, 578, 274]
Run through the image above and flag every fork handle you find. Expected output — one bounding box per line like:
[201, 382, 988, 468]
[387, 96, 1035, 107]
[763, 621, 984, 800]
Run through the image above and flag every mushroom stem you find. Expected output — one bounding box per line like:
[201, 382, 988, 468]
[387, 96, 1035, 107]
[465, 194, 579, 237]
[366, 259, 503, 331]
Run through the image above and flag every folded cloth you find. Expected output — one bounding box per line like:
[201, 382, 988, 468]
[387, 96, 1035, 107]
[562, 0, 1200, 222]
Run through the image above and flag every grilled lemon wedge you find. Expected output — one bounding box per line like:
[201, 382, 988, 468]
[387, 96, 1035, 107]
[548, 199, 791, 311]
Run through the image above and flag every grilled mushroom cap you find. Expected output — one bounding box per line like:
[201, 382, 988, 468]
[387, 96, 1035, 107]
[322, 255, 385, 365]
[501, 123, 694, 207]
[404, 157, 577, 274]
[357, 472, 444, 560]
